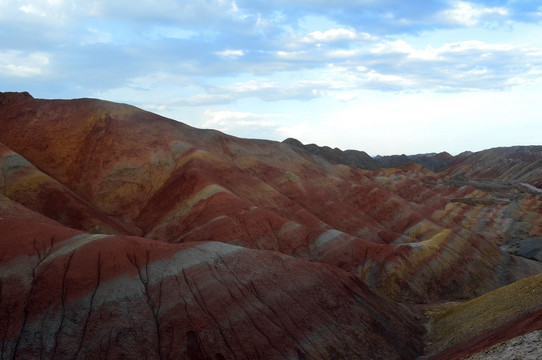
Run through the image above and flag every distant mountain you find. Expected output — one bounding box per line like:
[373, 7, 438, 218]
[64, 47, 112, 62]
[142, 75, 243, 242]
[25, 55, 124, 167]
[1, 92, 542, 359]
[283, 137, 379, 169]
[444, 146, 542, 187]
[284, 138, 455, 172]
[284, 137, 542, 180]
[408, 151, 455, 172]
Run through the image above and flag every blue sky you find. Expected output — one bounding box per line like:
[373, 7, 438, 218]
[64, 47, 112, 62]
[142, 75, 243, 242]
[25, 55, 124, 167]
[1, 0, 541, 155]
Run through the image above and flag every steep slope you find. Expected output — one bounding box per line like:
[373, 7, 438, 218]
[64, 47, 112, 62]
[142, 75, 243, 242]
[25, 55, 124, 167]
[423, 272, 542, 359]
[0, 142, 139, 235]
[0, 200, 424, 360]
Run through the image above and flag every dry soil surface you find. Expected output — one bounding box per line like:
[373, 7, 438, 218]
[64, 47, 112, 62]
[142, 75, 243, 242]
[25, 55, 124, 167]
[464, 330, 542, 360]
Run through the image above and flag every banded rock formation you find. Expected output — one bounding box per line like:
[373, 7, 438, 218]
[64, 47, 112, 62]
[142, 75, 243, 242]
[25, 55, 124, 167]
[0, 206, 423, 359]
[1, 92, 541, 359]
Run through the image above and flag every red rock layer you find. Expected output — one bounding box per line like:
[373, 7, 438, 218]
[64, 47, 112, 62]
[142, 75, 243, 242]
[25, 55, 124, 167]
[0, 205, 424, 359]
[0, 142, 138, 234]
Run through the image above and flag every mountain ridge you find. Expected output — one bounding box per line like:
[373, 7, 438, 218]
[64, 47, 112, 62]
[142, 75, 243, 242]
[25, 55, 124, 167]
[283, 136, 542, 175]
[1, 92, 541, 359]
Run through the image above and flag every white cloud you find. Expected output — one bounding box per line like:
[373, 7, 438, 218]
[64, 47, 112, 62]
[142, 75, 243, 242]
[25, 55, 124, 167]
[175, 93, 235, 106]
[370, 39, 515, 61]
[371, 39, 413, 55]
[441, 1, 508, 26]
[173, 78, 333, 105]
[201, 109, 283, 135]
[326, 49, 361, 58]
[364, 39, 542, 90]
[364, 70, 415, 88]
[13, 0, 70, 23]
[439, 40, 514, 53]
[301, 28, 370, 43]
[0, 50, 50, 77]
[216, 49, 245, 58]
[81, 27, 113, 45]
[91, 0, 255, 27]
[19, 3, 43, 16]
[117, 35, 542, 109]
[276, 82, 542, 155]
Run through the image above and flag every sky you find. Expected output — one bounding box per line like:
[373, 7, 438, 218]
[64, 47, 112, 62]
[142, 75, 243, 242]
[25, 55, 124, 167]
[1, 0, 542, 155]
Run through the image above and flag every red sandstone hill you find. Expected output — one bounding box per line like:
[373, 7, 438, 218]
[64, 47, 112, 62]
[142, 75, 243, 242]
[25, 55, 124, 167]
[1, 92, 541, 359]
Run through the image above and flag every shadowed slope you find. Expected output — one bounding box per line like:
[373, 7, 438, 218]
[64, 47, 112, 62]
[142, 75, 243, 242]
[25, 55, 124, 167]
[0, 202, 424, 360]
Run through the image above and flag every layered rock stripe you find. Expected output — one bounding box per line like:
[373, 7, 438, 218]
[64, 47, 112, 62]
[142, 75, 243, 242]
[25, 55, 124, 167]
[0, 213, 423, 359]
[1, 92, 542, 358]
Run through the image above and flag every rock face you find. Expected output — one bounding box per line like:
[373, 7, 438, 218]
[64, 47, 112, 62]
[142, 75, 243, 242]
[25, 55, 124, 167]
[1, 92, 542, 359]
